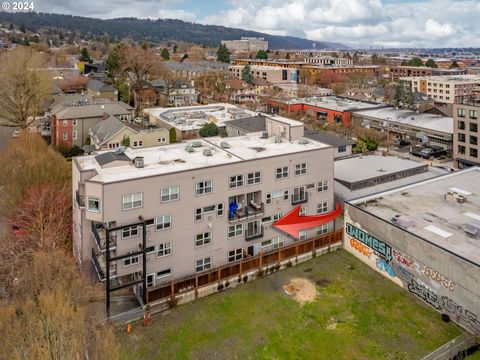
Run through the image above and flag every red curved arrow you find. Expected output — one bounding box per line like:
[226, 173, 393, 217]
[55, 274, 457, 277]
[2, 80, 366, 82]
[273, 203, 342, 238]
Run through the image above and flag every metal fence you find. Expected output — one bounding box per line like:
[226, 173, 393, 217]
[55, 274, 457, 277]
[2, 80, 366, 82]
[421, 333, 477, 360]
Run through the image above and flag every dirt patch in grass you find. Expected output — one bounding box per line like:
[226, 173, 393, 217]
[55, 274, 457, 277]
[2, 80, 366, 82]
[315, 279, 331, 287]
[283, 278, 318, 305]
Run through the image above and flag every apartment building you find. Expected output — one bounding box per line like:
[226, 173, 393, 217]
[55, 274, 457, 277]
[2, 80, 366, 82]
[390, 66, 467, 82]
[228, 65, 299, 84]
[401, 75, 480, 104]
[73, 118, 336, 313]
[221, 37, 268, 53]
[453, 102, 480, 168]
[304, 57, 353, 67]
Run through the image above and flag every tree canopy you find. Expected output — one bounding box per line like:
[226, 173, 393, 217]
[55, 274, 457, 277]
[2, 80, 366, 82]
[161, 48, 170, 60]
[425, 58, 438, 68]
[79, 47, 92, 63]
[406, 57, 423, 67]
[199, 122, 219, 137]
[256, 50, 268, 60]
[217, 44, 231, 63]
[241, 65, 253, 83]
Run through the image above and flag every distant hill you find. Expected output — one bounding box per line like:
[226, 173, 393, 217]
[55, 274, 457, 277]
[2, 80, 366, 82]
[0, 12, 347, 50]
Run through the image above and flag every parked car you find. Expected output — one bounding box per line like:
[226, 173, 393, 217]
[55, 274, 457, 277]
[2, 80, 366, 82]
[411, 147, 447, 159]
[395, 139, 411, 147]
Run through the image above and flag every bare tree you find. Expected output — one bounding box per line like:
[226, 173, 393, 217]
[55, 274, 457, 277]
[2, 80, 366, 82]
[0, 47, 52, 129]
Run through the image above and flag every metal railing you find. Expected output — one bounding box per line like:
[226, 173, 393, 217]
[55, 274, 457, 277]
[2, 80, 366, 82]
[421, 333, 477, 360]
[228, 202, 265, 222]
[245, 227, 264, 241]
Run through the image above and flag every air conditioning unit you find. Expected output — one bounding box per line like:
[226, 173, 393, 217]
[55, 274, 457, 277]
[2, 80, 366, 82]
[455, 194, 467, 204]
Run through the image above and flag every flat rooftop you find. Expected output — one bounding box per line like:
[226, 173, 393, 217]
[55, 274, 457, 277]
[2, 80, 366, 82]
[76, 133, 330, 184]
[353, 107, 453, 134]
[287, 96, 383, 112]
[401, 74, 480, 82]
[350, 167, 480, 265]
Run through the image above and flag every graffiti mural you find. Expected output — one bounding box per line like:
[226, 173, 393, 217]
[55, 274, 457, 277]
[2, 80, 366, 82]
[346, 223, 392, 262]
[421, 266, 456, 291]
[349, 238, 373, 258]
[376, 258, 396, 277]
[392, 249, 414, 268]
[442, 297, 480, 332]
[392, 263, 414, 282]
[407, 279, 442, 310]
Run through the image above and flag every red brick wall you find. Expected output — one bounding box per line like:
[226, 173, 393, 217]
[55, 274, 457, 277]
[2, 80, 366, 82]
[52, 117, 73, 148]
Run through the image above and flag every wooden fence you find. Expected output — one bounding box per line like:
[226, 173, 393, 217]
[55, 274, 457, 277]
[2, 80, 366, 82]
[147, 228, 343, 303]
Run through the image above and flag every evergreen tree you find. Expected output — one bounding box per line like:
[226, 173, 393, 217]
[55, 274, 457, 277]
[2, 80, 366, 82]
[173, 44, 178, 53]
[20, 24, 26, 33]
[241, 65, 252, 84]
[394, 84, 404, 108]
[406, 57, 423, 67]
[449, 60, 459, 69]
[161, 48, 170, 60]
[425, 59, 438, 68]
[169, 128, 177, 143]
[216, 44, 230, 63]
[121, 135, 130, 147]
[79, 47, 92, 63]
[256, 50, 268, 59]
[199, 123, 219, 137]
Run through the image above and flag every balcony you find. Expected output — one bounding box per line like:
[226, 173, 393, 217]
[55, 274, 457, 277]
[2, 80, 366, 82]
[228, 191, 264, 222]
[92, 222, 117, 252]
[291, 192, 308, 205]
[75, 190, 85, 208]
[109, 271, 144, 291]
[245, 226, 264, 241]
[92, 248, 117, 281]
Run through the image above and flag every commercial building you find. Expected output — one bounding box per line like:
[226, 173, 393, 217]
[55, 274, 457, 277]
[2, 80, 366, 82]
[88, 116, 169, 150]
[390, 66, 467, 82]
[401, 75, 480, 104]
[344, 168, 480, 335]
[50, 98, 134, 149]
[304, 56, 353, 67]
[352, 107, 453, 150]
[273, 84, 333, 98]
[221, 37, 268, 53]
[453, 102, 480, 168]
[73, 117, 337, 314]
[228, 65, 299, 84]
[268, 96, 385, 126]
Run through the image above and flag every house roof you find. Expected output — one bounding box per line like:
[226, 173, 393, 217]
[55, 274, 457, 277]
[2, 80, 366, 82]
[51, 99, 133, 120]
[89, 116, 134, 146]
[225, 115, 267, 133]
[87, 79, 115, 92]
[303, 129, 353, 147]
[94, 151, 131, 166]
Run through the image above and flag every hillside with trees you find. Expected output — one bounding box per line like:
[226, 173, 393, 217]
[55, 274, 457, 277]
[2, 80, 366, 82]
[0, 12, 347, 49]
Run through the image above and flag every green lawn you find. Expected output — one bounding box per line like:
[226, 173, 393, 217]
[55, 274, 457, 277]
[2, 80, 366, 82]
[118, 250, 462, 360]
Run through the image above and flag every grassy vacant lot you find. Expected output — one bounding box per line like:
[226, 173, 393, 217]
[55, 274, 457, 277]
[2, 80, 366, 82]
[119, 250, 461, 360]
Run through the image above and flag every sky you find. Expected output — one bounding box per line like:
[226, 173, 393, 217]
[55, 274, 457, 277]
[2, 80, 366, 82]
[35, 0, 480, 48]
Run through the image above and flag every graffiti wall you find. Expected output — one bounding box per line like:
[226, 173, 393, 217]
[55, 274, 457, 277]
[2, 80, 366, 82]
[344, 208, 480, 335]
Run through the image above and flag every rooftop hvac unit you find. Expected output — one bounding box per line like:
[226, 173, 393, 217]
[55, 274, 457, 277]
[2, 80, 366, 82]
[203, 148, 213, 156]
[298, 138, 309, 145]
[191, 141, 203, 148]
[114, 146, 127, 155]
[455, 194, 467, 204]
[134, 157, 144, 168]
[260, 131, 268, 139]
[220, 141, 231, 149]
[185, 145, 194, 153]
[463, 222, 480, 238]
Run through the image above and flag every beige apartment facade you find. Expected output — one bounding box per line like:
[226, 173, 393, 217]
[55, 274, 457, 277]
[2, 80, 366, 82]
[229, 65, 299, 84]
[221, 37, 268, 53]
[73, 121, 336, 313]
[401, 75, 480, 104]
[453, 102, 480, 168]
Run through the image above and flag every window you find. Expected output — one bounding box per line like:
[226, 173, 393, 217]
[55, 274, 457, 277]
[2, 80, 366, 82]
[338, 145, 347, 153]
[195, 257, 212, 272]
[72, 130, 78, 140]
[318, 180, 329, 192]
[157, 137, 166, 143]
[122, 193, 143, 210]
[276, 166, 289, 179]
[156, 242, 172, 257]
[157, 268, 172, 279]
[155, 214, 171, 231]
[122, 226, 139, 239]
[246, 220, 262, 238]
[458, 121, 466, 130]
[458, 133, 466, 143]
[292, 186, 306, 203]
[63, 120, 68, 127]
[470, 136, 478, 146]
[469, 110, 478, 120]
[299, 207, 306, 216]
[457, 108, 466, 118]
[229, 175, 244, 189]
[228, 224, 243, 238]
[470, 148, 478, 158]
[123, 254, 140, 267]
[217, 203, 224, 217]
[295, 163, 307, 176]
[195, 232, 212, 247]
[299, 230, 307, 241]
[316, 224, 328, 235]
[317, 202, 328, 214]
[63, 132, 68, 141]
[73, 119, 77, 126]
[133, 141, 143, 147]
[87, 197, 99, 212]
[247, 171, 261, 185]
[195, 204, 219, 221]
[458, 145, 466, 155]
[146, 273, 155, 287]
[161, 186, 179, 203]
[228, 248, 243, 262]
[261, 236, 284, 250]
[266, 189, 288, 205]
[196, 180, 213, 195]
[470, 123, 478, 133]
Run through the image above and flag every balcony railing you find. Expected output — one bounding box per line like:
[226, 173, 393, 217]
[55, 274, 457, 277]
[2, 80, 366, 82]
[245, 227, 264, 241]
[291, 192, 308, 205]
[229, 202, 265, 222]
[92, 248, 117, 281]
[92, 222, 117, 252]
[110, 271, 143, 291]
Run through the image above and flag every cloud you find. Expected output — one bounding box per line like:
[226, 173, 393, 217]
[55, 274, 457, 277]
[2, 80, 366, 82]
[201, 0, 480, 48]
